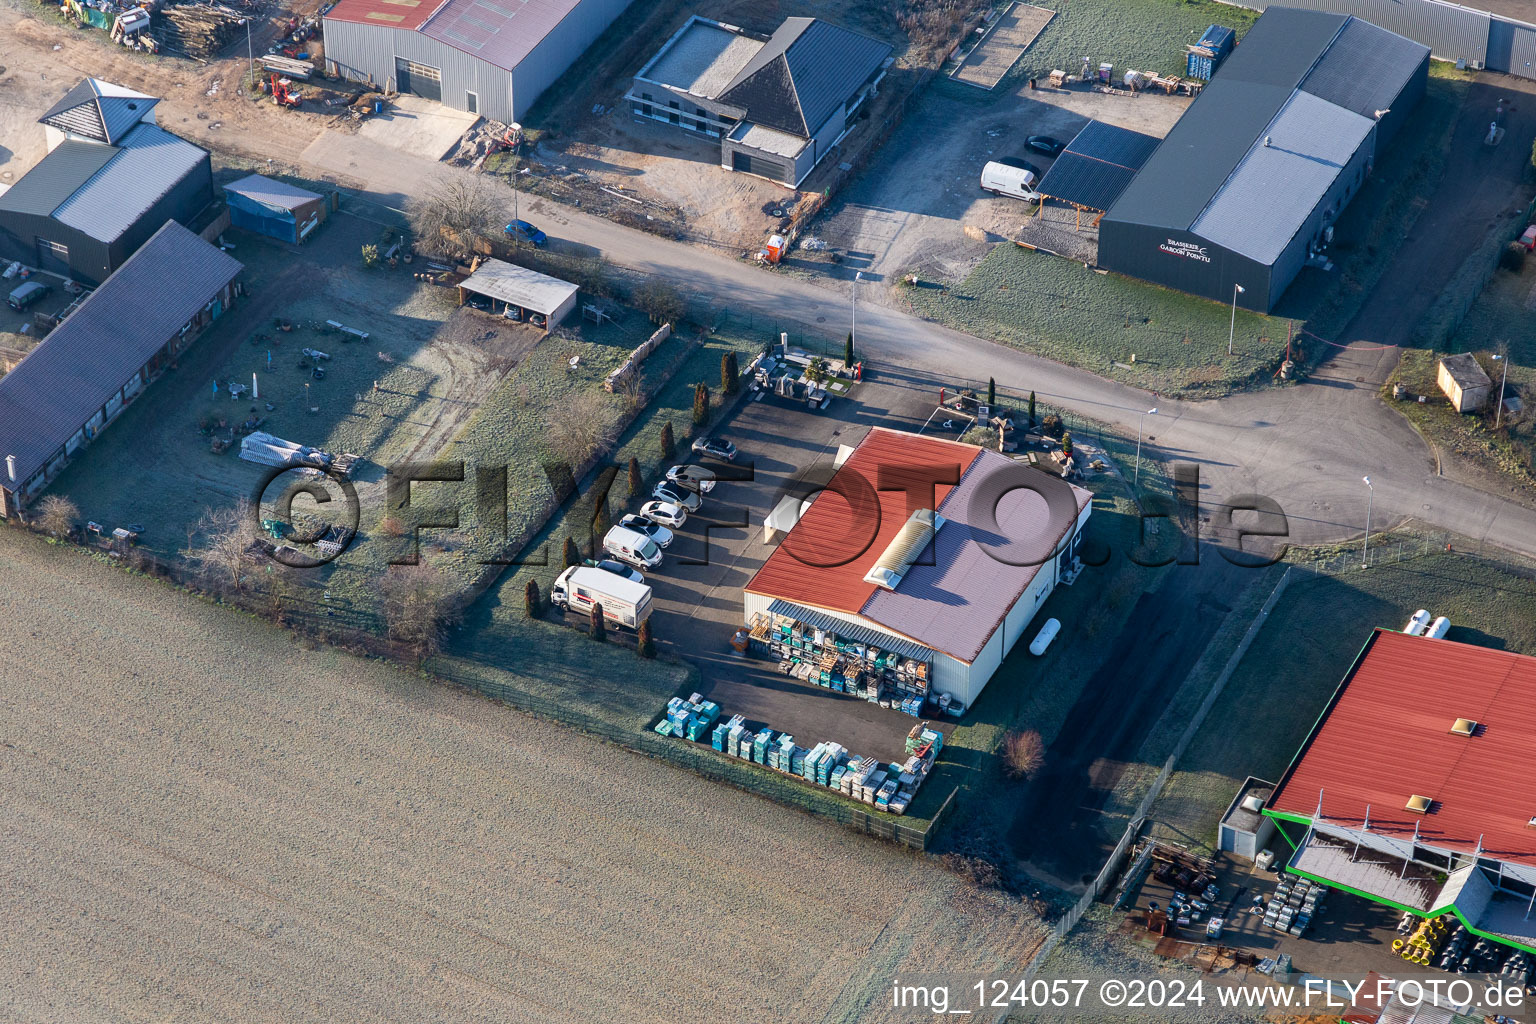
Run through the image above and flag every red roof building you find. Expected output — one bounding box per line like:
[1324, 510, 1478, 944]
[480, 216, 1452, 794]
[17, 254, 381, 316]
[743, 427, 1091, 706]
[1267, 628, 1536, 954]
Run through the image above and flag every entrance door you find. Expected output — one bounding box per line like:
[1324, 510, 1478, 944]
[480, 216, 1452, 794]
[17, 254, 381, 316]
[465, 90, 478, 114]
[394, 57, 442, 102]
[35, 238, 69, 276]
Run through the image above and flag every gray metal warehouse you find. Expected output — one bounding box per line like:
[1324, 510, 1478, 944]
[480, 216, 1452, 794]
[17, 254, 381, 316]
[1098, 7, 1429, 312]
[321, 0, 634, 124]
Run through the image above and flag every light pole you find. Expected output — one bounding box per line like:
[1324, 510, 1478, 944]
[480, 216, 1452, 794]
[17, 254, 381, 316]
[851, 270, 862, 358]
[1228, 283, 1245, 356]
[1361, 476, 1373, 569]
[1134, 407, 1157, 489]
[241, 18, 253, 85]
[1492, 353, 1510, 429]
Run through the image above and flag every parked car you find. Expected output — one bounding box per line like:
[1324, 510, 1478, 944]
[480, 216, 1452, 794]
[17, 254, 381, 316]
[596, 559, 645, 584]
[504, 219, 548, 246]
[7, 280, 52, 312]
[980, 161, 1041, 202]
[639, 500, 687, 528]
[620, 513, 673, 548]
[651, 482, 701, 512]
[1026, 135, 1066, 157]
[995, 155, 1043, 178]
[665, 465, 716, 493]
[691, 436, 737, 461]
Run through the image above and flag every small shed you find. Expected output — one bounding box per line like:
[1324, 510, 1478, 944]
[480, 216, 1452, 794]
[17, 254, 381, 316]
[458, 258, 579, 330]
[223, 174, 336, 244]
[1437, 353, 1492, 413]
[1218, 777, 1277, 861]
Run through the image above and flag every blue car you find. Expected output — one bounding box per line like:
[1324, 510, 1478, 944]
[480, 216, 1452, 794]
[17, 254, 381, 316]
[504, 219, 547, 246]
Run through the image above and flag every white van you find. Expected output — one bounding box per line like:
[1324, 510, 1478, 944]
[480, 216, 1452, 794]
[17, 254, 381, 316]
[551, 566, 653, 630]
[980, 161, 1041, 201]
[604, 524, 663, 570]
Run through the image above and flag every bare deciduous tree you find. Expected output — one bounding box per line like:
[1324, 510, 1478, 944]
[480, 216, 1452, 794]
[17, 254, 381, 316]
[187, 500, 256, 595]
[1002, 729, 1046, 780]
[381, 562, 459, 664]
[34, 494, 79, 539]
[546, 389, 618, 467]
[407, 169, 506, 260]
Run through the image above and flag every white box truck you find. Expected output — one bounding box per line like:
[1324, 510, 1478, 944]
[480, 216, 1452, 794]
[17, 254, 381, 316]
[604, 525, 663, 569]
[550, 566, 653, 630]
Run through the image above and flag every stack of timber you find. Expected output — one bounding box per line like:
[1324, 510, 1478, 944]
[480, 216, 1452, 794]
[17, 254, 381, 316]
[150, 2, 243, 59]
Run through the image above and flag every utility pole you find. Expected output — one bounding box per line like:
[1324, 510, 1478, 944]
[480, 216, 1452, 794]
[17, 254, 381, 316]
[1493, 352, 1510, 429]
[851, 270, 862, 353]
[1361, 476, 1373, 569]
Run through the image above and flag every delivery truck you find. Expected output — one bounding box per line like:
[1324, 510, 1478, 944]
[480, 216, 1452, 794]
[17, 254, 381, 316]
[550, 566, 653, 630]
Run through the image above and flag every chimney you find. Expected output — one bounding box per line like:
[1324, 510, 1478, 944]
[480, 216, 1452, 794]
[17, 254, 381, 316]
[5, 455, 14, 483]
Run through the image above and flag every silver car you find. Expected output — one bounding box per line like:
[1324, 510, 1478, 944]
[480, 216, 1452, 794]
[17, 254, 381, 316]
[651, 482, 701, 513]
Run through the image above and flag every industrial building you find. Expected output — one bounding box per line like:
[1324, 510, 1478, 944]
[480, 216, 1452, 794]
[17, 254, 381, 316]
[223, 175, 338, 245]
[1265, 628, 1536, 955]
[743, 427, 1091, 707]
[0, 221, 242, 517]
[321, 0, 634, 125]
[628, 16, 892, 186]
[1098, 7, 1429, 312]
[0, 78, 215, 287]
[457, 258, 578, 329]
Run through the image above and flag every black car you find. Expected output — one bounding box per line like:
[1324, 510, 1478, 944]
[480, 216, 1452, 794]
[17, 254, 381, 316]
[996, 156, 1043, 178]
[596, 559, 645, 584]
[1026, 135, 1066, 157]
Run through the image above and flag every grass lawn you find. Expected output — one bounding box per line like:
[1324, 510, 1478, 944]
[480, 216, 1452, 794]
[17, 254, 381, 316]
[1150, 548, 1536, 853]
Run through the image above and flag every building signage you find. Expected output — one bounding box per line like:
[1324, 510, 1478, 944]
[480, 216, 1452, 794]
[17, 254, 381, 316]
[1158, 239, 1211, 263]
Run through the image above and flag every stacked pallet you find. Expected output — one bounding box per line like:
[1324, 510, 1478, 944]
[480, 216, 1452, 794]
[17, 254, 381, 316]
[656, 694, 719, 742]
[150, 2, 243, 59]
[754, 615, 935, 712]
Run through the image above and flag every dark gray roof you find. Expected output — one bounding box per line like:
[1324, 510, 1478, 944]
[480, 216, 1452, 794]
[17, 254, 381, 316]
[1300, 17, 1428, 120]
[1105, 7, 1425, 242]
[1035, 120, 1161, 212]
[224, 173, 324, 212]
[51, 124, 209, 245]
[0, 141, 117, 218]
[858, 450, 1090, 664]
[718, 17, 891, 138]
[38, 78, 159, 145]
[0, 221, 242, 488]
[421, 0, 585, 73]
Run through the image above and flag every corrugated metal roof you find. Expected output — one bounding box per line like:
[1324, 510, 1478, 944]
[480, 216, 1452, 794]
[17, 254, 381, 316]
[1191, 90, 1374, 264]
[0, 141, 117, 218]
[1035, 120, 1161, 212]
[459, 258, 577, 312]
[717, 17, 890, 138]
[37, 78, 158, 145]
[223, 173, 324, 212]
[420, 0, 585, 72]
[1245, 0, 1489, 67]
[324, 0, 446, 31]
[0, 221, 242, 488]
[859, 449, 1090, 663]
[1301, 18, 1429, 120]
[745, 427, 978, 615]
[1270, 629, 1536, 868]
[51, 123, 208, 245]
[764, 599, 935, 663]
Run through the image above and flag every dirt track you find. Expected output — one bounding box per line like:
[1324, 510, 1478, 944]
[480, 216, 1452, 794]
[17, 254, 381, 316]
[0, 531, 1045, 1023]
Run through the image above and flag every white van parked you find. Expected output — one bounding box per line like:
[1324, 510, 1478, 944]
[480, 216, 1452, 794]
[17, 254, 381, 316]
[980, 161, 1041, 201]
[550, 566, 653, 630]
[604, 524, 663, 570]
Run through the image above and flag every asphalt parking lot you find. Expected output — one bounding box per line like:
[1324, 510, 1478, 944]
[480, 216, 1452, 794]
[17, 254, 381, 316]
[637, 369, 957, 760]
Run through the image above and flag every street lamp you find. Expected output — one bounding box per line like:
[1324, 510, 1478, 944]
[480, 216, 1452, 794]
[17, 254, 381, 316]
[1228, 283, 1245, 356]
[240, 18, 253, 84]
[1361, 476, 1373, 569]
[851, 270, 863, 358]
[1492, 353, 1510, 429]
[1134, 407, 1157, 489]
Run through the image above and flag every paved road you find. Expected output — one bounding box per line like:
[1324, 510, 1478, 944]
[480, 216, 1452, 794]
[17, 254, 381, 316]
[298, 124, 1536, 562]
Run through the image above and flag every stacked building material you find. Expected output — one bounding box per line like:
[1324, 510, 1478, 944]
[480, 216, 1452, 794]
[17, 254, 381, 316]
[150, 2, 244, 59]
[656, 694, 720, 740]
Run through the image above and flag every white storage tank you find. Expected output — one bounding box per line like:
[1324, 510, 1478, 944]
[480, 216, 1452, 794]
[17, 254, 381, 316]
[1404, 609, 1431, 636]
[1029, 618, 1061, 656]
[1426, 616, 1451, 640]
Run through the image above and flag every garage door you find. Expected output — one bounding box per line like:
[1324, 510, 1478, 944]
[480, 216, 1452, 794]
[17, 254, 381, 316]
[394, 57, 441, 102]
[731, 151, 755, 175]
[35, 238, 70, 276]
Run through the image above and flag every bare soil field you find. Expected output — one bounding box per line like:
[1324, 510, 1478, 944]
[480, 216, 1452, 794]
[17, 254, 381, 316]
[0, 529, 1047, 1023]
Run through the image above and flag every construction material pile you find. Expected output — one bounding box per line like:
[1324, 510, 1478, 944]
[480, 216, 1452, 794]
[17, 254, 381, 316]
[655, 695, 942, 815]
[151, 2, 243, 59]
[239, 430, 334, 470]
[748, 615, 944, 717]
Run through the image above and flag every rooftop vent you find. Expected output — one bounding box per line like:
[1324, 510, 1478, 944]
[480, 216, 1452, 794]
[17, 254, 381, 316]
[1450, 718, 1478, 737]
[1240, 794, 1265, 814]
[863, 509, 945, 592]
[1529, 816, 1536, 829]
[1406, 794, 1433, 815]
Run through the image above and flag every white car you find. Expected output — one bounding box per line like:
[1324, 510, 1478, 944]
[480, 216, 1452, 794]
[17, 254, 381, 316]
[666, 465, 717, 493]
[620, 513, 673, 548]
[639, 500, 687, 528]
[651, 482, 701, 513]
